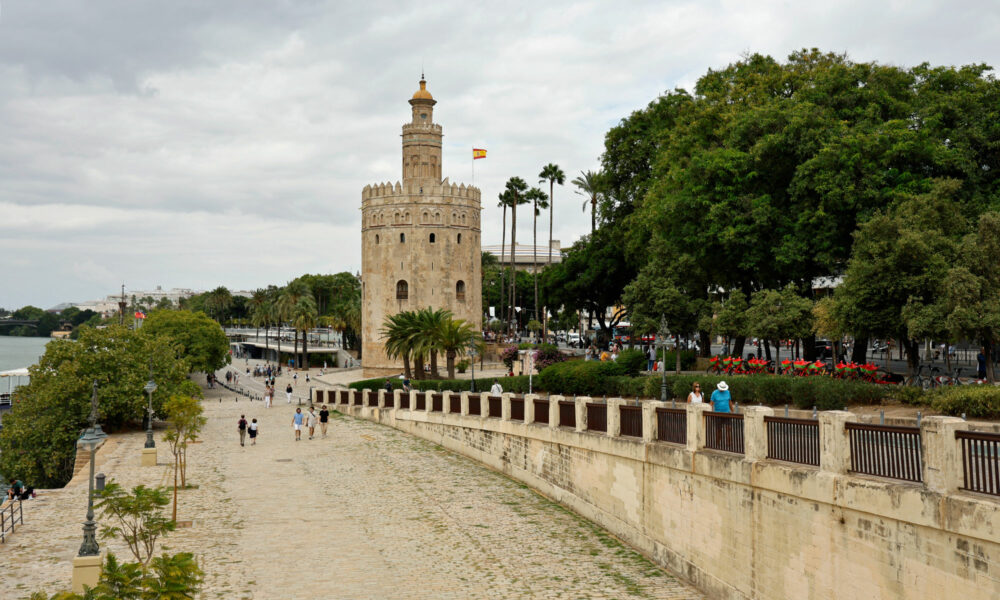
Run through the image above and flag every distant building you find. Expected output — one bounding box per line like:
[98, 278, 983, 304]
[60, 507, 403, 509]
[483, 241, 562, 273]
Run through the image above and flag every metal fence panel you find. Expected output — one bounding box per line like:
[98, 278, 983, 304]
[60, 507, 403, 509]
[655, 408, 686, 445]
[957, 430, 1000, 496]
[765, 416, 820, 466]
[705, 412, 745, 454]
[620, 406, 642, 438]
[846, 422, 922, 482]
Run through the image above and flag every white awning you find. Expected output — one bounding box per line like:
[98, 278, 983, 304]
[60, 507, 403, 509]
[0, 368, 29, 377]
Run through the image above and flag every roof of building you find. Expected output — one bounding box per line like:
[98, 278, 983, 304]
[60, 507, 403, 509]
[412, 77, 433, 100]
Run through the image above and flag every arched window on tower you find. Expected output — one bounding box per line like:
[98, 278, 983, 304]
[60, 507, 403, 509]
[396, 280, 409, 300]
[457, 233, 462, 244]
[429, 233, 436, 243]
[400, 233, 405, 243]
[456, 280, 466, 301]
[375, 234, 380, 244]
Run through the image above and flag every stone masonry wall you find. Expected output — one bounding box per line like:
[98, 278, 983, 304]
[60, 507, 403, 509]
[325, 389, 1000, 600]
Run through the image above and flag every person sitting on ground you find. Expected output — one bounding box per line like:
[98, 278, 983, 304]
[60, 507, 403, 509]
[490, 379, 503, 396]
[7, 478, 23, 501]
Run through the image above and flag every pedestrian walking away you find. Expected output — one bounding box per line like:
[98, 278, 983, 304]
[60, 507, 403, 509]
[237, 414, 248, 446]
[286, 383, 293, 404]
[292, 408, 304, 441]
[711, 381, 731, 412]
[306, 407, 318, 440]
[319, 405, 330, 438]
[293, 372, 298, 386]
[490, 379, 503, 395]
[248, 419, 259, 445]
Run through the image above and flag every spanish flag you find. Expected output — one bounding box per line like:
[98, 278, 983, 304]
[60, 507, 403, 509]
[473, 148, 487, 160]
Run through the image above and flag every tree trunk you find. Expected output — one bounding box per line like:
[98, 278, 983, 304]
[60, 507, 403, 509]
[591, 197, 596, 233]
[533, 198, 539, 324]
[985, 339, 995, 383]
[544, 181, 554, 341]
[905, 338, 920, 377]
[430, 350, 440, 379]
[293, 331, 299, 369]
[509, 201, 518, 335]
[674, 334, 681, 374]
[447, 350, 456, 379]
[499, 205, 507, 332]
[303, 330, 310, 370]
[773, 339, 780, 374]
[180, 444, 187, 487]
[733, 336, 746, 358]
[802, 333, 816, 361]
[403, 354, 412, 380]
[172, 452, 179, 522]
[699, 330, 711, 358]
[851, 337, 868, 363]
[763, 340, 772, 362]
[414, 355, 425, 380]
[264, 325, 269, 363]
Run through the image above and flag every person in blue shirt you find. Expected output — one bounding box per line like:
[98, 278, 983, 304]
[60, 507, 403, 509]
[292, 408, 305, 441]
[711, 381, 731, 413]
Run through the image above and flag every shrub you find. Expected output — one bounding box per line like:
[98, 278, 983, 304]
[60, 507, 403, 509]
[348, 375, 533, 394]
[537, 360, 625, 396]
[518, 342, 536, 350]
[533, 344, 566, 371]
[931, 385, 1000, 419]
[456, 359, 469, 374]
[616, 348, 647, 376]
[657, 349, 698, 371]
[500, 346, 520, 371]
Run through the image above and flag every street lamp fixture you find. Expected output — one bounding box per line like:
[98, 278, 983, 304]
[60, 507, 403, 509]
[468, 347, 477, 393]
[143, 359, 157, 449]
[77, 382, 108, 557]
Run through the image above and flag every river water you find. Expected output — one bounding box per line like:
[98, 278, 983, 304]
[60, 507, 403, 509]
[0, 336, 50, 374]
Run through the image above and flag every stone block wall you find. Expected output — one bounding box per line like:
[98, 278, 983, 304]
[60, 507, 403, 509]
[334, 393, 1000, 600]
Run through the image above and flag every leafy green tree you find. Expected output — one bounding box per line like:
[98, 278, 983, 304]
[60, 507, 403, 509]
[0, 326, 199, 487]
[746, 286, 815, 371]
[12, 305, 46, 320]
[710, 292, 750, 356]
[162, 395, 206, 520]
[203, 287, 233, 324]
[26, 551, 204, 600]
[142, 310, 230, 374]
[96, 482, 175, 567]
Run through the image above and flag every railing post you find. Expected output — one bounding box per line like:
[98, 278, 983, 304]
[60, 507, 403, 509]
[607, 398, 623, 437]
[921, 416, 967, 495]
[549, 395, 563, 430]
[390, 389, 401, 410]
[524, 393, 538, 424]
[819, 411, 857, 475]
[575, 396, 590, 433]
[408, 389, 417, 411]
[346, 389, 356, 408]
[377, 389, 387, 409]
[501, 392, 512, 421]
[742, 406, 773, 461]
[479, 392, 490, 417]
[442, 391, 453, 414]
[642, 401, 661, 443]
[459, 391, 471, 416]
[686, 403, 711, 452]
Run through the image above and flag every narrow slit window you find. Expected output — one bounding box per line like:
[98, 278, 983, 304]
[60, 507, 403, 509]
[429, 233, 436, 243]
[456, 280, 466, 301]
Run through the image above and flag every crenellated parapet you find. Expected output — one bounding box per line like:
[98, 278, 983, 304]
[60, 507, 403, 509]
[361, 179, 481, 203]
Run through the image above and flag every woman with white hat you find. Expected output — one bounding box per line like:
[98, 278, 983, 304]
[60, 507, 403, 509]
[711, 381, 731, 413]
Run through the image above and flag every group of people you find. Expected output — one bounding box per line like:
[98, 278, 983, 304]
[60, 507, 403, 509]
[235, 404, 331, 446]
[5, 478, 33, 503]
[685, 380, 734, 412]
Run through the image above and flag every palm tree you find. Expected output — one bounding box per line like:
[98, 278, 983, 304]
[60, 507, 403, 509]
[381, 312, 413, 380]
[572, 170, 603, 234]
[497, 190, 511, 334]
[292, 296, 319, 369]
[503, 177, 529, 334]
[205, 286, 233, 324]
[539, 164, 565, 341]
[248, 289, 267, 340]
[525, 187, 549, 328]
[437, 318, 481, 378]
[276, 281, 309, 368]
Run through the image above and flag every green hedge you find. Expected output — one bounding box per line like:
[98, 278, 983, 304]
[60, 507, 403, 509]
[930, 385, 1000, 419]
[348, 375, 533, 393]
[616, 349, 647, 376]
[537, 360, 626, 396]
[657, 349, 698, 371]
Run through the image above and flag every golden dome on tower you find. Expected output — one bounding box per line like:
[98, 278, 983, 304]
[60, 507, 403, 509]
[412, 77, 434, 100]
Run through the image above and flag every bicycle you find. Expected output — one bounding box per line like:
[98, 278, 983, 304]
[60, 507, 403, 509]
[903, 364, 936, 389]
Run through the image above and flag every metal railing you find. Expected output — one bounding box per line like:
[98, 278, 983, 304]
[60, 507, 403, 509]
[353, 391, 362, 406]
[533, 399, 550, 424]
[339, 391, 349, 405]
[705, 412, 745, 454]
[1, 500, 24, 543]
[488, 395, 502, 418]
[620, 405, 642, 438]
[558, 400, 576, 428]
[765, 416, 820, 466]
[655, 408, 686, 445]
[368, 392, 378, 407]
[430, 392, 443, 412]
[510, 396, 524, 421]
[957, 430, 1000, 496]
[450, 395, 461, 414]
[846, 422, 922, 482]
[586, 403, 607, 433]
[399, 393, 410, 410]
[468, 396, 481, 416]
[415, 392, 426, 411]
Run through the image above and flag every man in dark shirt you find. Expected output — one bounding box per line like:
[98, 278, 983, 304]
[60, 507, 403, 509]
[319, 405, 330, 438]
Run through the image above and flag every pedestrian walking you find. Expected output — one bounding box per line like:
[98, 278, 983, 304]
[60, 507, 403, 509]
[711, 381, 731, 412]
[647, 345, 657, 372]
[687, 383, 704, 404]
[293, 372, 298, 386]
[248, 418, 259, 445]
[265, 386, 272, 408]
[286, 383, 293, 404]
[384, 379, 393, 394]
[319, 405, 329, 438]
[238, 414, 248, 446]
[292, 408, 304, 441]
[306, 407, 318, 440]
[490, 379, 503, 395]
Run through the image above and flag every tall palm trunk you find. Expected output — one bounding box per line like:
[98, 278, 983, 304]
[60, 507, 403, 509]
[544, 180, 554, 342]
[414, 354, 425, 380]
[533, 197, 539, 327]
[499, 205, 507, 333]
[430, 350, 440, 378]
[509, 201, 518, 335]
[293, 331, 299, 370]
[591, 197, 596, 233]
[264, 324, 270, 363]
[403, 354, 412, 380]
[446, 350, 457, 379]
[302, 329, 309, 369]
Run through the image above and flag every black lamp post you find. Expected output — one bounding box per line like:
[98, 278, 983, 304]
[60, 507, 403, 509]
[77, 381, 108, 557]
[657, 316, 671, 405]
[144, 359, 157, 449]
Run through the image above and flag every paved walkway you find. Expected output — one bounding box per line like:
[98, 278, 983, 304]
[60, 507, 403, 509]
[1, 384, 702, 599]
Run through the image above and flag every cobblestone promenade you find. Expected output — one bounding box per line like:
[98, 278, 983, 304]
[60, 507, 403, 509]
[0, 383, 702, 599]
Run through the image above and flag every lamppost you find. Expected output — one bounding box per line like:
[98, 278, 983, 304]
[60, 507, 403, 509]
[657, 316, 671, 405]
[469, 347, 477, 393]
[77, 381, 108, 557]
[143, 358, 157, 449]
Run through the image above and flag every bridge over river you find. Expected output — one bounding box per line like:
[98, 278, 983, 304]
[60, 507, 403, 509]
[0, 379, 701, 599]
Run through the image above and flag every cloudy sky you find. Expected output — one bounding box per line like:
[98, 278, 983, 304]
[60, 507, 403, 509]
[1, 1, 998, 309]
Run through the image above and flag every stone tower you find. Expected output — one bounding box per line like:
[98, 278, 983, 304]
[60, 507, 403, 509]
[360, 77, 483, 374]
